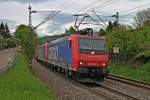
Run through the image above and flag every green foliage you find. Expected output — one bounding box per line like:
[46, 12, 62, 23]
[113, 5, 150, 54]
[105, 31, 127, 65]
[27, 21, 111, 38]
[106, 20, 150, 63]
[109, 62, 150, 82]
[98, 28, 106, 35]
[135, 50, 150, 59]
[15, 25, 38, 60]
[106, 21, 113, 32]
[3, 38, 16, 48]
[65, 26, 76, 34]
[0, 22, 11, 38]
[0, 54, 55, 100]
[134, 8, 150, 28]
[0, 22, 16, 49]
[106, 27, 138, 60]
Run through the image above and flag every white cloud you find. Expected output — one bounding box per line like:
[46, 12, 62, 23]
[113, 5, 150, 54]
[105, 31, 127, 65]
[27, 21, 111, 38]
[0, 0, 150, 37]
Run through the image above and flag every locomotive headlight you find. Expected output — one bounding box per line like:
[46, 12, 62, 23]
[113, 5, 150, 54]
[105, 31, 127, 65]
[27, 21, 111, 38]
[79, 61, 83, 65]
[102, 62, 106, 66]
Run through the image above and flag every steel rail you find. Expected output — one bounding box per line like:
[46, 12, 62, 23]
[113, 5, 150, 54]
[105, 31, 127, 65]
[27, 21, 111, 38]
[107, 74, 150, 90]
[98, 84, 139, 100]
[0, 53, 16, 75]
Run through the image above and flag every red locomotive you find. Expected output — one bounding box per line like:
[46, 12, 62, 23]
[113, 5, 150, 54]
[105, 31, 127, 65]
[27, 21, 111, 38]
[36, 28, 109, 83]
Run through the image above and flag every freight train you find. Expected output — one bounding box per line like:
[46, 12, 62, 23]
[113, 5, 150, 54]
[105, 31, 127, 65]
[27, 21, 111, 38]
[36, 28, 109, 83]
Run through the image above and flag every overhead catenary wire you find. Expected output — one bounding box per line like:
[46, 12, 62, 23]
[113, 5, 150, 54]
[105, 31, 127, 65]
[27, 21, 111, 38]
[85, 0, 114, 14]
[33, 11, 61, 30]
[119, 2, 150, 15]
[75, 0, 103, 13]
[93, 10, 113, 16]
[85, 13, 106, 28]
[93, 0, 115, 10]
[61, 0, 80, 12]
[92, 10, 108, 27]
[73, 0, 115, 29]
[97, 0, 119, 11]
[57, 0, 79, 12]
[56, 0, 72, 10]
[57, 0, 117, 30]
[33, 11, 56, 29]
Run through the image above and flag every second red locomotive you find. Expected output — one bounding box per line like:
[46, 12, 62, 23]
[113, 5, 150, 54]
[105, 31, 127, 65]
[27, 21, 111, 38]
[36, 28, 109, 82]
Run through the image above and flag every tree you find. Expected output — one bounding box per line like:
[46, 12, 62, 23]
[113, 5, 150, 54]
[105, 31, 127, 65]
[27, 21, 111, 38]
[0, 23, 5, 30]
[134, 8, 150, 29]
[106, 21, 113, 32]
[65, 26, 76, 34]
[5, 23, 10, 33]
[0, 23, 5, 35]
[0, 23, 11, 38]
[98, 28, 106, 35]
[15, 25, 38, 61]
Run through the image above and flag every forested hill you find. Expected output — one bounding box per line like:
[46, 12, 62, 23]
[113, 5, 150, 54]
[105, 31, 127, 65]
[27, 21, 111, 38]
[38, 26, 76, 44]
[38, 34, 68, 44]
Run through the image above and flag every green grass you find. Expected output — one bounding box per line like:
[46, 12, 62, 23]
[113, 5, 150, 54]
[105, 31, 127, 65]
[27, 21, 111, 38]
[0, 54, 55, 100]
[109, 62, 150, 83]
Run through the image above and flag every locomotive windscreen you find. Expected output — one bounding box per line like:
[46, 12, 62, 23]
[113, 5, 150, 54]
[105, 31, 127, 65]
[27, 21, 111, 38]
[78, 39, 106, 54]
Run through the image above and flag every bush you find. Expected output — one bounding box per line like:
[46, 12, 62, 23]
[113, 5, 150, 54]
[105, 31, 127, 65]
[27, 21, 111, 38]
[2, 38, 16, 49]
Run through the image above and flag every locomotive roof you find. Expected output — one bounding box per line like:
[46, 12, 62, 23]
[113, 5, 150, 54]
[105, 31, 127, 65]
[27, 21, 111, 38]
[50, 34, 105, 44]
[50, 36, 68, 44]
[68, 34, 105, 40]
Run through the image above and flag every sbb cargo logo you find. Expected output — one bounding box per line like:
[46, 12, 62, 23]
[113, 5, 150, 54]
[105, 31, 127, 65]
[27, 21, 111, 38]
[48, 46, 58, 60]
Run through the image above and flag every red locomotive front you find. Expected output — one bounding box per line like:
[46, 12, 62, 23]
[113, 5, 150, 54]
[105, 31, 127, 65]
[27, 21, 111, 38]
[70, 33, 109, 82]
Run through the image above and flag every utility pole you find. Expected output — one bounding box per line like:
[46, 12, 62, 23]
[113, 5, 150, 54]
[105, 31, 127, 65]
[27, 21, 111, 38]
[28, 5, 32, 26]
[28, 5, 60, 30]
[112, 12, 119, 27]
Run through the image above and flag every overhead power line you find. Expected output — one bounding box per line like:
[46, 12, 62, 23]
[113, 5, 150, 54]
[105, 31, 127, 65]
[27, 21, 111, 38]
[93, 10, 113, 16]
[92, 10, 107, 27]
[61, 0, 79, 11]
[85, 0, 114, 13]
[57, 0, 79, 12]
[93, 0, 115, 10]
[33, 11, 61, 30]
[85, 13, 106, 28]
[75, 0, 103, 13]
[119, 2, 150, 15]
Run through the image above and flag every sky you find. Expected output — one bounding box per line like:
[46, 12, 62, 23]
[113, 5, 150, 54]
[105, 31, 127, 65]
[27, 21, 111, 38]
[0, 0, 150, 37]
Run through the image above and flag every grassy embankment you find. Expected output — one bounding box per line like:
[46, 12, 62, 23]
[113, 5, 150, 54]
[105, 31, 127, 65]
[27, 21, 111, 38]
[0, 54, 55, 100]
[109, 62, 150, 83]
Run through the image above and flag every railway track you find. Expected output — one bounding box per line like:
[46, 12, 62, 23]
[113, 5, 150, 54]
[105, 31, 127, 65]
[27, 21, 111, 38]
[53, 69, 139, 99]
[46, 66, 110, 99]
[94, 84, 139, 100]
[40, 62, 139, 100]
[107, 74, 150, 90]
[0, 53, 16, 75]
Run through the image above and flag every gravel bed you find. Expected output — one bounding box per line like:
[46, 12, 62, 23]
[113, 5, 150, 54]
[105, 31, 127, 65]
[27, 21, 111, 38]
[101, 79, 150, 100]
[32, 59, 106, 100]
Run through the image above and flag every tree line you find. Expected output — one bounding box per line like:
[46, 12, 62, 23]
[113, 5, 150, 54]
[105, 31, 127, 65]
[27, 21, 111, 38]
[101, 8, 150, 67]
[0, 22, 16, 49]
